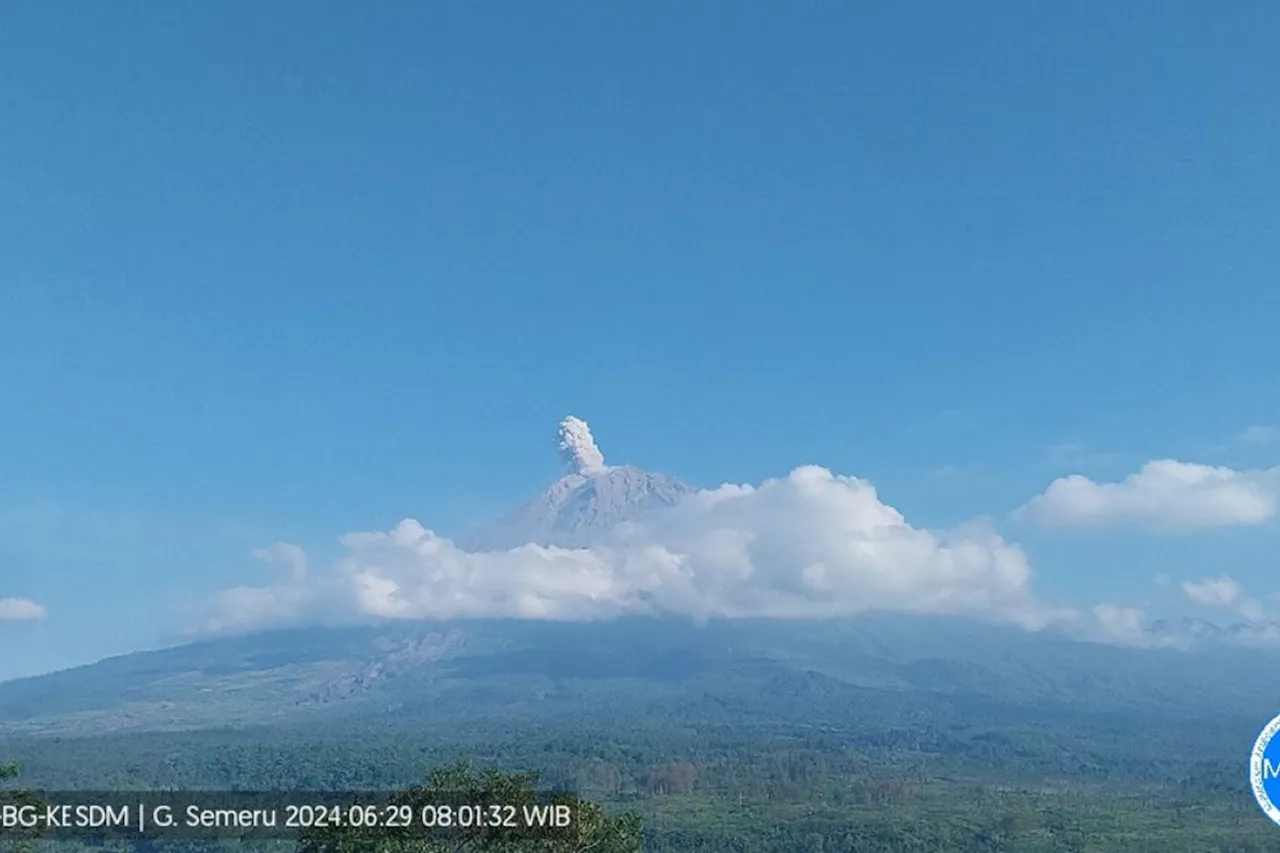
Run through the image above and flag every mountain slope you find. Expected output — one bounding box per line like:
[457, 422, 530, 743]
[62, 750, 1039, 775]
[1, 614, 1275, 739]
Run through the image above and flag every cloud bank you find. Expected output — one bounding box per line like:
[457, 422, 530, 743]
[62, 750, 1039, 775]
[201, 466, 1067, 636]
[1016, 460, 1280, 531]
[0, 597, 48, 622]
[203, 421, 1280, 650]
[1181, 575, 1239, 607]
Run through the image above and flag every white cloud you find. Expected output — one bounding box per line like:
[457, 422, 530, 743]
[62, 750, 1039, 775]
[251, 542, 308, 581]
[1083, 604, 1197, 649]
[1239, 425, 1278, 444]
[1228, 623, 1280, 647]
[1077, 593, 1280, 650]
[1091, 603, 1151, 646]
[1016, 460, 1279, 531]
[1239, 598, 1265, 623]
[1181, 575, 1240, 608]
[0, 597, 48, 622]
[200, 466, 1069, 636]
[200, 582, 325, 636]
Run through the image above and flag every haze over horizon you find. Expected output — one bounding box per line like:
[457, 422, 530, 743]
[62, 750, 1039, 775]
[3, 2, 1279, 682]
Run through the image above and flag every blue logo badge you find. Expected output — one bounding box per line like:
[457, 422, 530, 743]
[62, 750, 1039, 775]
[1251, 714, 1280, 825]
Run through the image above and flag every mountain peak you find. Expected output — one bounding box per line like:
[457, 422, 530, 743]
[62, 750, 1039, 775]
[468, 417, 695, 549]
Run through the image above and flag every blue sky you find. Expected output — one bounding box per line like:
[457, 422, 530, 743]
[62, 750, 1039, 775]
[2, 2, 1278, 680]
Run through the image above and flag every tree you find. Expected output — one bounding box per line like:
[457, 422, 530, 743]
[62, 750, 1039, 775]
[299, 761, 642, 853]
[641, 763, 697, 796]
[0, 763, 42, 853]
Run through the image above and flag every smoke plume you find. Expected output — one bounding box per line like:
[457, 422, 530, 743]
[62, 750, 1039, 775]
[558, 416, 607, 474]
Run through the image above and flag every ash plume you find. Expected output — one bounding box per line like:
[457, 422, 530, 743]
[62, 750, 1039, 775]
[558, 416, 607, 475]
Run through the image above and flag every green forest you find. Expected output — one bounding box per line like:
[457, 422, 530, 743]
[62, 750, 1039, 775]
[4, 714, 1280, 853]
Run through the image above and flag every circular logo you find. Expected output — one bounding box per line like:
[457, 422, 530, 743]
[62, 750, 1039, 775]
[1251, 713, 1280, 825]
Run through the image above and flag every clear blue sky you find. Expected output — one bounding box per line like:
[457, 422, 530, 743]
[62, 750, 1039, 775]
[2, 2, 1278, 679]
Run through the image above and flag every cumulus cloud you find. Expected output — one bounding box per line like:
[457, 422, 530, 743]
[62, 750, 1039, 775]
[1239, 598, 1266, 623]
[0, 597, 47, 622]
[199, 466, 1069, 636]
[1091, 604, 1152, 646]
[1176, 576, 1270, 622]
[1083, 604, 1201, 649]
[200, 582, 328, 636]
[251, 542, 308, 580]
[1181, 575, 1240, 607]
[1016, 460, 1280, 531]
[558, 416, 606, 475]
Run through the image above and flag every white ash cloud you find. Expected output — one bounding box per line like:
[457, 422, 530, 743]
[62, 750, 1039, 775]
[558, 416, 607, 475]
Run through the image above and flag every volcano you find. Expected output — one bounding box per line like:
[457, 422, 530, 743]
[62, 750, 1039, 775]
[467, 416, 696, 549]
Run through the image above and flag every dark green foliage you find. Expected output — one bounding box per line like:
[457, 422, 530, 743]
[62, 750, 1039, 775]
[297, 762, 641, 853]
[5, 615, 1280, 850]
[6, 715, 1280, 852]
[0, 763, 44, 853]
